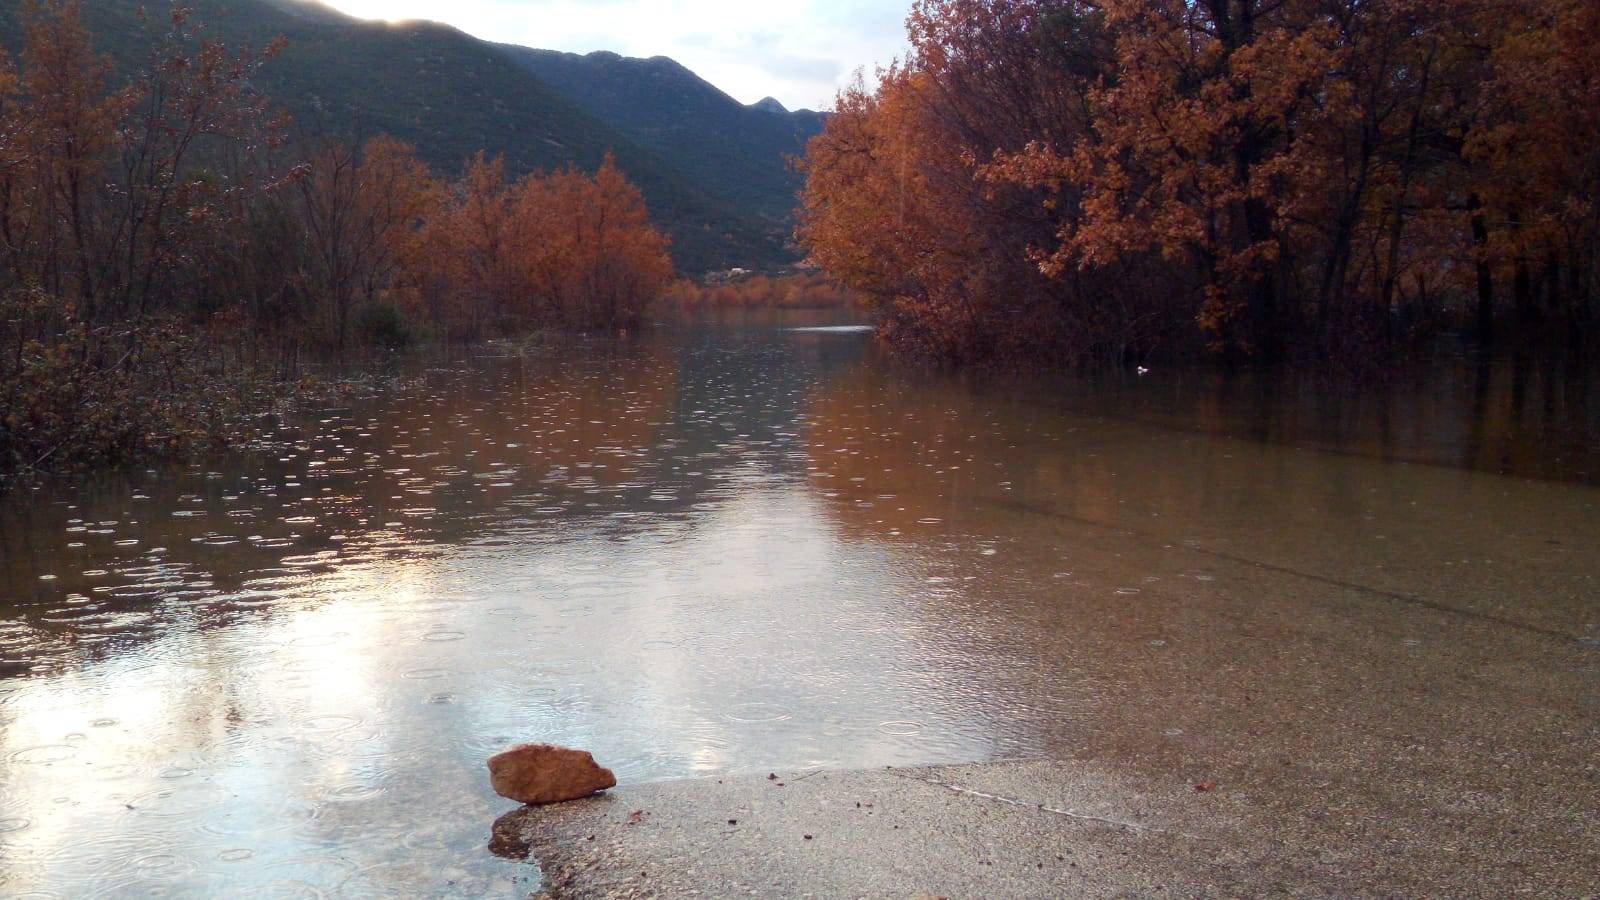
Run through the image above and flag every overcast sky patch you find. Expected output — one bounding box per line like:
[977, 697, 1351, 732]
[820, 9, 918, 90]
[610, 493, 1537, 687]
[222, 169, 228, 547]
[310, 0, 909, 110]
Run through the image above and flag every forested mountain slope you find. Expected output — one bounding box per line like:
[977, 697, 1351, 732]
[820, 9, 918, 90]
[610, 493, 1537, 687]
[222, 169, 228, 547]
[0, 0, 813, 272]
[500, 46, 823, 235]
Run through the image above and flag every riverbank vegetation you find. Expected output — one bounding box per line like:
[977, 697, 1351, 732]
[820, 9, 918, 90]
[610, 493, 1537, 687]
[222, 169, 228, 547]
[661, 272, 860, 311]
[800, 0, 1600, 367]
[0, 1, 672, 478]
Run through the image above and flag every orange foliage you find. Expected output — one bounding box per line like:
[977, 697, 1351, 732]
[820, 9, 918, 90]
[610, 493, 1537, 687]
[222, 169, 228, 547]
[802, 0, 1600, 365]
[801, 2, 1175, 365]
[1, 2, 677, 475]
[1, 1, 289, 318]
[1466, 0, 1600, 327]
[662, 272, 859, 310]
[516, 156, 675, 330]
[1, 1, 675, 350]
[295, 135, 439, 351]
[409, 154, 673, 336]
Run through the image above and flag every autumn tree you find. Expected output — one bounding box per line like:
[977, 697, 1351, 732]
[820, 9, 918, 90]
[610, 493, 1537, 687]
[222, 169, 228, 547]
[295, 134, 437, 351]
[4, 0, 124, 310]
[0, 2, 299, 474]
[977, 0, 1354, 357]
[0, 1, 290, 320]
[110, 6, 288, 318]
[803, 0, 1600, 365]
[1466, 0, 1600, 333]
[412, 153, 672, 336]
[516, 155, 673, 330]
[411, 153, 523, 334]
[802, 1, 1178, 364]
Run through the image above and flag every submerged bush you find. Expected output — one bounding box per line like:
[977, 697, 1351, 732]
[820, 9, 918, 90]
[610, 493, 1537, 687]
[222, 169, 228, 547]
[0, 292, 280, 481]
[357, 303, 412, 349]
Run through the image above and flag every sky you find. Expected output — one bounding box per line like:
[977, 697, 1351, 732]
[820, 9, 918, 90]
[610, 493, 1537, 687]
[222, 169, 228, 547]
[313, 0, 911, 111]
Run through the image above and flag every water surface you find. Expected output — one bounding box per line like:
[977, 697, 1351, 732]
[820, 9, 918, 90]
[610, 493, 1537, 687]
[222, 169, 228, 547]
[2, 316, 1597, 896]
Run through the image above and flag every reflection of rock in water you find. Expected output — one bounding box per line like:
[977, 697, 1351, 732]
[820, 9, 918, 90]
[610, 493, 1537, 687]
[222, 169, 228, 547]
[488, 795, 623, 896]
[490, 796, 625, 897]
[487, 808, 534, 862]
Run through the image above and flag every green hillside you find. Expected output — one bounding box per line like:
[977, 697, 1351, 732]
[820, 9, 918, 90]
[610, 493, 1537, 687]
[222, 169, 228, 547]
[0, 0, 799, 273]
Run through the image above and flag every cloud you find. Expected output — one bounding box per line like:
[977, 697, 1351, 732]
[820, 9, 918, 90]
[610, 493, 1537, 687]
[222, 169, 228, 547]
[761, 55, 844, 85]
[312, 0, 908, 110]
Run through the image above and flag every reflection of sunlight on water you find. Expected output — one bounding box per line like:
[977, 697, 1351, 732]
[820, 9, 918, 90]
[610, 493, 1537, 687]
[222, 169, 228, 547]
[4, 325, 1599, 896]
[0, 327, 1011, 895]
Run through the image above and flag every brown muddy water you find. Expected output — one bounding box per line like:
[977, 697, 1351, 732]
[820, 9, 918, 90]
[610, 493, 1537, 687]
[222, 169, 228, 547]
[1, 313, 1598, 896]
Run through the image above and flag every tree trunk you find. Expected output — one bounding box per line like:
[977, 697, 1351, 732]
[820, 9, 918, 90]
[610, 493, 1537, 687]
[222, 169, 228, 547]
[1381, 49, 1432, 319]
[1468, 194, 1494, 342]
[1514, 255, 1535, 326]
[1544, 250, 1562, 314]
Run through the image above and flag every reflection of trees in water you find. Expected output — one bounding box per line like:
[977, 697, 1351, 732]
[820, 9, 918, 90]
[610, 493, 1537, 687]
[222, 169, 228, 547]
[804, 354, 1600, 557]
[6, 339, 1598, 678]
[799, 362, 1258, 544]
[0, 325, 879, 676]
[0, 337, 680, 674]
[1098, 357, 1599, 484]
[800, 356, 1600, 640]
[795, 358, 1600, 867]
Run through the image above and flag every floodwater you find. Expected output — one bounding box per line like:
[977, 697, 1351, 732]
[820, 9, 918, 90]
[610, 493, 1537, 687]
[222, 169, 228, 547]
[1, 314, 1597, 897]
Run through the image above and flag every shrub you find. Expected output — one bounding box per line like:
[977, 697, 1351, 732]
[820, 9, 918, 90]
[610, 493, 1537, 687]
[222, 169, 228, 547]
[357, 302, 412, 349]
[0, 291, 278, 482]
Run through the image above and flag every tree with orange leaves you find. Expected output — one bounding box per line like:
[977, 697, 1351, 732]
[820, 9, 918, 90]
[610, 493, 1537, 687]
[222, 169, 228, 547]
[2, 0, 125, 310]
[1466, 0, 1600, 332]
[407, 152, 524, 335]
[412, 153, 672, 336]
[1, 1, 290, 320]
[295, 134, 437, 352]
[802, 0, 1600, 365]
[516, 155, 673, 330]
[801, 1, 1173, 364]
[979, 0, 1346, 356]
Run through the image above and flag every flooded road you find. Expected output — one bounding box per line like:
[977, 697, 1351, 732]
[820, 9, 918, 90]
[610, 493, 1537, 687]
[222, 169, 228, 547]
[2, 316, 1597, 896]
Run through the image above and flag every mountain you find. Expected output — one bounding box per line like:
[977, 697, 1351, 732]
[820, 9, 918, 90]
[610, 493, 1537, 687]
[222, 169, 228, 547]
[496, 47, 825, 235]
[0, 0, 821, 273]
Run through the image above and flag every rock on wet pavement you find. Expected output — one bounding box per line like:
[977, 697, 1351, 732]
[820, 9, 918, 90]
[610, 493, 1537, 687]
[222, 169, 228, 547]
[488, 744, 617, 805]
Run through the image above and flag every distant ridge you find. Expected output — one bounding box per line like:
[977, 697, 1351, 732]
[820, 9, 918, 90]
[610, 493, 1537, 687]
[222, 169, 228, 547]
[497, 46, 825, 245]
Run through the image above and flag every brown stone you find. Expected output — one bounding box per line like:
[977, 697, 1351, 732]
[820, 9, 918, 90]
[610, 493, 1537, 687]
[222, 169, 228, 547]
[487, 744, 617, 805]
